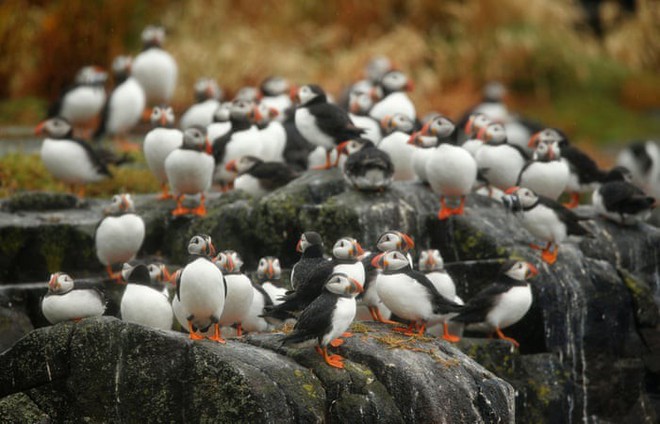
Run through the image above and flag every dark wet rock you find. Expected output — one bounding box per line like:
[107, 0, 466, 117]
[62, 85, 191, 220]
[0, 291, 33, 353]
[1, 191, 87, 212]
[0, 392, 50, 423]
[1, 317, 514, 423]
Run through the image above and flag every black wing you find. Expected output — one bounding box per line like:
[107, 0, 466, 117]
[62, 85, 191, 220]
[561, 145, 606, 184]
[252, 282, 274, 308]
[406, 269, 463, 314]
[308, 103, 365, 142]
[537, 197, 590, 236]
[451, 283, 511, 324]
[70, 139, 112, 177]
[93, 88, 113, 141]
[281, 292, 336, 345]
[212, 130, 235, 163]
[250, 162, 298, 190]
[601, 182, 655, 215]
[345, 147, 394, 176]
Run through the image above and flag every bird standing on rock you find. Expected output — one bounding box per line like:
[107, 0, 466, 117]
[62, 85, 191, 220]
[131, 25, 178, 107]
[214, 250, 254, 337]
[451, 260, 538, 348]
[517, 138, 569, 200]
[378, 114, 416, 181]
[225, 155, 298, 198]
[256, 256, 287, 306]
[41, 272, 106, 324]
[592, 166, 655, 225]
[180, 78, 223, 130]
[119, 262, 173, 330]
[294, 84, 364, 169]
[280, 273, 363, 369]
[143, 105, 183, 200]
[338, 138, 393, 191]
[95, 194, 145, 281]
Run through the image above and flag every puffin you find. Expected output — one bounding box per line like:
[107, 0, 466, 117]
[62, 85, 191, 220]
[119, 262, 172, 330]
[460, 113, 492, 157]
[418, 249, 463, 342]
[517, 138, 569, 200]
[475, 122, 529, 191]
[258, 75, 294, 122]
[344, 55, 394, 107]
[143, 105, 183, 200]
[164, 126, 215, 216]
[424, 116, 478, 219]
[290, 232, 329, 292]
[529, 128, 606, 208]
[256, 256, 287, 306]
[502, 187, 590, 265]
[48, 65, 108, 139]
[409, 115, 456, 184]
[95, 194, 145, 281]
[173, 234, 226, 342]
[213, 250, 254, 336]
[451, 260, 538, 347]
[347, 90, 382, 144]
[378, 114, 416, 181]
[338, 137, 394, 191]
[36, 117, 112, 197]
[207, 102, 233, 143]
[147, 262, 172, 287]
[280, 273, 363, 369]
[368, 69, 416, 122]
[93, 55, 146, 148]
[180, 78, 223, 130]
[294, 84, 364, 169]
[41, 272, 106, 324]
[359, 230, 415, 324]
[616, 140, 660, 193]
[592, 166, 655, 225]
[212, 100, 264, 190]
[255, 102, 287, 163]
[372, 250, 463, 336]
[225, 155, 298, 198]
[234, 86, 259, 102]
[131, 25, 178, 106]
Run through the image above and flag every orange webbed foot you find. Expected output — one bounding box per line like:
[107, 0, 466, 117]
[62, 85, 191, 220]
[437, 207, 453, 220]
[189, 205, 207, 216]
[330, 338, 344, 347]
[374, 308, 398, 325]
[562, 193, 580, 209]
[541, 246, 558, 265]
[341, 332, 353, 338]
[495, 327, 520, 348]
[171, 206, 190, 216]
[442, 323, 461, 343]
[189, 332, 205, 341]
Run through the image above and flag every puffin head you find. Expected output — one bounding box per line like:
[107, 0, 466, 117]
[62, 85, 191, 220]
[478, 122, 507, 144]
[214, 251, 240, 273]
[141, 25, 166, 49]
[225, 155, 261, 174]
[150, 105, 175, 128]
[257, 256, 281, 280]
[182, 126, 212, 154]
[121, 262, 151, 285]
[365, 55, 393, 83]
[348, 91, 374, 115]
[111, 55, 132, 81]
[324, 273, 364, 297]
[381, 113, 414, 135]
[48, 272, 74, 294]
[187, 234, 215, 257]
[370, 250, 409, 271]
[528, 128, 566, 149]
[35, 117, 73, 139]
[425, 115, 455, 139]
[104, 194, 135, 215]
[260, 76, 290, 97]
[332, 237, 364, 260]
[379, 70, 414, 94]
[377, 230, 415, 252]
[212, 102, 232, 123]
[194, 77, 222, 103]
[502, 260, 539, 281]
[296, 84, 325, 106]
[418, 249, 444, 272]
[297, 231, 323, 253]
[148, 262, 171, 283]
[502, 187, 538, 211]
[234, 86, 259, 102]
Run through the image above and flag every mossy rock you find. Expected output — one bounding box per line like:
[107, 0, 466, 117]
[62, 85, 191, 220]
[2, 191, 88, 212]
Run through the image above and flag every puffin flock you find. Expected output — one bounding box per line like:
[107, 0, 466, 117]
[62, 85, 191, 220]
[35, 26, 659, 369]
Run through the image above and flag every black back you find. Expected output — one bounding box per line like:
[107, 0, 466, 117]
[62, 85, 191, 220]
[452, 276, 526, 324]
[344, 142, 394, 177]
[280, 290, 338, 346]
[600, 181, 655, 215]
[561, 145, 606, 184]
[306, 102, 365, 143]
[249, 161, 299, 190]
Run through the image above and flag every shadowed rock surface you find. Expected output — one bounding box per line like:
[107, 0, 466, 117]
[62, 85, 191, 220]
[1, 169, 659, 422]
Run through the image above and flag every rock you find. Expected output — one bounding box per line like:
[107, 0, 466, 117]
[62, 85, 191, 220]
[0, 290, 33, 353]
[0, 317, 515, 423]
[1, 191, 87, 212]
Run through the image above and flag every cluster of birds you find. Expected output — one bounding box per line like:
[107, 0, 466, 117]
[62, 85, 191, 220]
[42, 229, 538, 369]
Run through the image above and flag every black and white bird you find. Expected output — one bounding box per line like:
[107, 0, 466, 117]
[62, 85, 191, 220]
[517, 138, 569, 200]
[347, 90, 382, 144]
[475, 122, 529, 191]
[616, 140, 660, 202]
[280, 273, 363, 369]
[460, 113, 492, 157]
[529, 128, 606, 208]
[143, 105, 183, 200]
[371, 250, 463, 336]
[95, 194, 145, 281]
[258, 76, 294, 122]
[338, 137, 394, 191]
[164, 126, 215, 216]
[41, 272, 106, 324]
[592, 166, 655, 225]
[368, 69, 416, 122]
[36, 117, 112, 196]
[94, 55, 146, 146]
[225, 155, 298, 198]
[418, 249, 463, 342]
[173, 234, 225, 342]
[424, 116, 477, 219]
[502, 187, 590, 265]
[294, 84, 364, 169]
[290, 232, 328, 292]
[119, 262, 172, 330]
[378, 114, 416, 181]
[207, 102, 233, 143]
[214, 250, 254, 336]
[180, 78, 223, 130]
[255, 102, 287, 163]
[409, 115, 456, 184]
[131, 26, 178, 106]
[451, 260, 538, 347]
[48, 65, 108, 138]
[255, 256, 287, 306]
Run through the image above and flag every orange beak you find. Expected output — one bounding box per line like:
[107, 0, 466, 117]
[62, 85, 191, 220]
[400, 233, 415, 250]
[252, 106, 264, 123]
[526, 263, 539, 278]
[528, 132, 540, 148]
[268, 108, 279, 119]
[419, 121, 431, 136]
[169, 269, 181, 287]
[380, 115, 392, 130]
[426, 256, 436, 267]
[336, 141, 349, 155]
[34, 121, 46, 136]
[407, 132, 419, 145]
[369, 86, 380, 102]
[405, 80, 415, 92]
[548, 149, 555, 161]
[464, 116, 476, 135]
[160, 114, 168, 126]
[161, 265, 172, 283]
[289, 85, 299, 102]
[351, 278, 364, 293]
[225, 159, 237, 172]
[296, 239, 303, 252]
[267, 261, 275, 278]
[205, 84, 216, 99]
[371, 253, 385, 269]
[226, 256, 235, 273]
[48, 273, 58, 290]
[504, 186, 520, 195]
[355, 242, 365, 256]
[120, 195, 130, 211]
[207, 242, 217, 258]
[349, 102, 360, 114]
[205, 137, 213, 155]
[477, 127, 489, 141]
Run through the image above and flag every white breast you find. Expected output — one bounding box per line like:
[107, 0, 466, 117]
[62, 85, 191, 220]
[376, 273, 433, 322]
[41, 139, 107, 184]
[106, 78, 146, 135]
[378, 132, 415, 181]
[131, 48, 178, 104]
[411, 147, 432, 182]
[260, 95, 293, 122]
[426, 144, 477, 196]
[216, 127, 264, 184]
[520, 204, 567, 243]
[95, 214, 145, 265]
[180, 99, 221, 130]
[295, 107, 336, 150]
[143, 127, 183, 182]
[262, 282, 288, 306]
[476, 144, 526, 190]
[518, 161, 569, 200]
[369, 92, 416, 122]
[42, 290, 105, 324]
[333, 261, 365, 285]
[165, 149, 215, 195]
[486, 285, 532, 329]
[241, 286, 270, 333]
[425, 271, 457, 300]
[259, 121, 287, 163]
[207, 122, 232, 143]
[461, 139, 484, 158]
[60, 86, 106, 124]
[234, 174, 268, 198]
[178, 258, 225, 329]
[321, 297, 357, 346]
[349, 113, 381, 144]
[219, 273, 254, 326]
[121, 284, 173, 330]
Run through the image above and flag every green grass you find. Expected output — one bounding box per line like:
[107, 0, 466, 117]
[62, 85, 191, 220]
[0, 97, 48, 126]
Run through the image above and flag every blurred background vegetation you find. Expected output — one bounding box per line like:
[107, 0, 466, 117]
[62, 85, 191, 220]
[0, 0, 658, 196]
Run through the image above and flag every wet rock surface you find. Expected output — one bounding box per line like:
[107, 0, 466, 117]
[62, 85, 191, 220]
[1, 169, 659, 422]
[0, 317, 514, 423]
